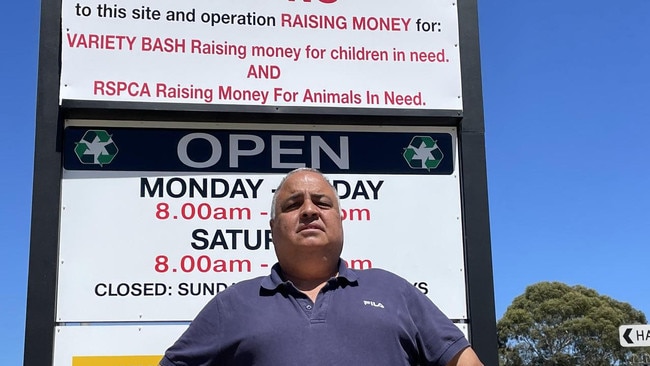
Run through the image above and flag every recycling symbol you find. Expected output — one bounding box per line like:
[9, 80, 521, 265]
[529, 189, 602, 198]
[402, 136, 444, 171]
[74, 130, 119, 166]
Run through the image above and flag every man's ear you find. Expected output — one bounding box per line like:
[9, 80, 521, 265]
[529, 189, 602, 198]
[269, 219, 274, 229]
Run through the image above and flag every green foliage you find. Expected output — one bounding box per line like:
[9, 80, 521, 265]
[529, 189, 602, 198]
[497, 282, 648, 366]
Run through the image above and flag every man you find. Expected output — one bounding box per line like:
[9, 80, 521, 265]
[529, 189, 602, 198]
[160, 168, 483, 366]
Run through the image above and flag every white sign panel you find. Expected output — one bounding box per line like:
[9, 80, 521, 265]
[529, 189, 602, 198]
[53, 323, 469, 366]
[53, 325, 187, 366]
[620, 324, 650, 347]
[57, 123, 466, 322]
[60, 0, 462, 111]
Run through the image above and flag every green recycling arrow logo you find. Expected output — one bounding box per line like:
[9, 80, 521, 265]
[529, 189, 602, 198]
[402, 136, 444, 171]
[74, 130, 119, 166]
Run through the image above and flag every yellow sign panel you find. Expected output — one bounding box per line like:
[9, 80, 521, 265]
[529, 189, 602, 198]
[72, 356, 162, 366]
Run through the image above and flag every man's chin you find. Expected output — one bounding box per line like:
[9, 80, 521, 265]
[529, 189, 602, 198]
[300, 228, 324, 234]
[294, 236, 330, 247]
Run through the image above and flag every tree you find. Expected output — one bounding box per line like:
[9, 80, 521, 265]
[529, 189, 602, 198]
[497, 281, 648, 366]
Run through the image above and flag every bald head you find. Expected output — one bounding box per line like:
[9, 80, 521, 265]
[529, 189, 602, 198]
[270, 168, 340, 219]
[269, 168, 344, 281]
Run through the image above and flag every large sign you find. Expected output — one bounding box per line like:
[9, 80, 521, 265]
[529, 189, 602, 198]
[57, 122, 467, 322]
[60, 0, 462, 111]
[28, 0, 496, 364]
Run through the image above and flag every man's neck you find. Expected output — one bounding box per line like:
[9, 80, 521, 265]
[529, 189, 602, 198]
[280, 260, 339, 302]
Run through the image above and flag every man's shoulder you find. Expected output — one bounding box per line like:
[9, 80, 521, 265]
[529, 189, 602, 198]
[349, 267, 434, 304]
[353, 267, 412, 287]
[215, 275, 267, 298]
[193, 275, 269, 314]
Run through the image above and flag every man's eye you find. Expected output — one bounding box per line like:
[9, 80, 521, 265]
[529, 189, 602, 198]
[284, 202, 300, 210]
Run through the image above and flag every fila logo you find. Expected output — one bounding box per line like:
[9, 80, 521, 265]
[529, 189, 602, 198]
[363, 300, 384, 308]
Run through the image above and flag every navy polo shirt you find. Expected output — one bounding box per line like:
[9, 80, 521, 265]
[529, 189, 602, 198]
[161, 260, 469, 366]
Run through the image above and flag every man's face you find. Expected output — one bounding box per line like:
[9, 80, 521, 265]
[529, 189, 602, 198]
[270, 171, 343, 264]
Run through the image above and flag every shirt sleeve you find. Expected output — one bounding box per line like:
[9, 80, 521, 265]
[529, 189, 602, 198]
[404, 283, 470, 366]
[160, 296, 226, 366]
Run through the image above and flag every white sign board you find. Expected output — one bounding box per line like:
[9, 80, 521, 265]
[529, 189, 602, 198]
[57, 122, 467, 322]
[53, 323, 469, 366]
[60, 0, 462, 110]
[620, 324, 650, 347]
[53, 325, 187, 366]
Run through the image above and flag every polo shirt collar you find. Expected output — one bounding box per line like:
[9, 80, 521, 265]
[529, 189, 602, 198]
[260, 259, 359, 291]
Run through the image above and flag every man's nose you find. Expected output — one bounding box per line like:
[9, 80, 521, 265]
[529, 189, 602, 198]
[300, 199, 318, 218]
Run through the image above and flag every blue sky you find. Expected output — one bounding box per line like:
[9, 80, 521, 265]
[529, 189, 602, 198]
[2, 0, 649, 364]
[482, 0, 650, 323]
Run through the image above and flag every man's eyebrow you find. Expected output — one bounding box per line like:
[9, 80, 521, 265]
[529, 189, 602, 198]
[310, 193, 330, 200]
[279, 193, 304, 207]
[283, 192, 305, 201]
[282, 192, 330, 202]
